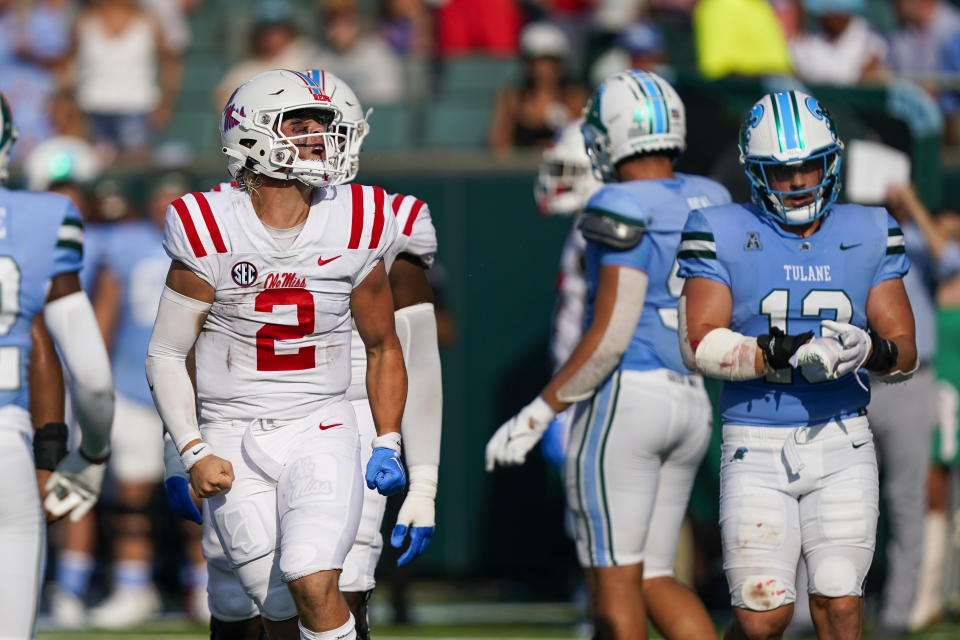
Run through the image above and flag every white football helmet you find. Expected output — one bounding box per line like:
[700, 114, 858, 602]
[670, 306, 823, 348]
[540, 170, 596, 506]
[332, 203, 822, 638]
[739, 90, 844, 225]
[24, 136, 101, 191]
[534, 118, 602, 215]
[581, 70, 685, 182]
[0, 93, 18, 184]
[220, 69, 347, 188]
[304, 69, 370, 183]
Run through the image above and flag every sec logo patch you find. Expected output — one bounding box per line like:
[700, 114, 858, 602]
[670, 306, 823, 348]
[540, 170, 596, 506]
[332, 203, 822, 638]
[232, 261, 258, 287]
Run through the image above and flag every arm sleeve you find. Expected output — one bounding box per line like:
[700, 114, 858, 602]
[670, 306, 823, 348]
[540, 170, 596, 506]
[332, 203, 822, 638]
[145, 286, 210, 453]
[872, 212, 911, 288]
[676, 209, 731, 286]
[44, 291, 114, 459]
[395, 302, 442, 467]
[52, 201, 85, 276]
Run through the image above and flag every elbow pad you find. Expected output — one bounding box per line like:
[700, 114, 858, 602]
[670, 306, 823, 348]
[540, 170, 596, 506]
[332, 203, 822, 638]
[44, 291, 114, 460]
[694, 328, 763, 381]
[395, 303, 442, 467]
[145, 286, 210, 453]
[556, 268, 647, 403]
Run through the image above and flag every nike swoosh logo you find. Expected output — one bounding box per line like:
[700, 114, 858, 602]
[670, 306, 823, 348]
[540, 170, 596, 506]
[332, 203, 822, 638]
[840, 243, 862, 251]
[318, 422, 343, 431]
[191, 447, 203, 455]
[269, 89, 285, 95]
[851, 441, 869, 449]
[317, 255, 342, 266]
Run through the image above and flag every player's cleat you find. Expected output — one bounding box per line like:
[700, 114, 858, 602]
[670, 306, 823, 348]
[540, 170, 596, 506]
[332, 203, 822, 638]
[50, 587, 87, 628]
[88, 585, 161, 629]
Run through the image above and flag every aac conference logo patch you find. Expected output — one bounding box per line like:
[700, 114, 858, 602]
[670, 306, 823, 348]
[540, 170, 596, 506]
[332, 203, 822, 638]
[232, 261, 258, 287]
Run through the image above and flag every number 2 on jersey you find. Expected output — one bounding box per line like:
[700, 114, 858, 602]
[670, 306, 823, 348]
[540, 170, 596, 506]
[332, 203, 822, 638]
[0, 256, 21, 389]
[255, 288, 315, 371]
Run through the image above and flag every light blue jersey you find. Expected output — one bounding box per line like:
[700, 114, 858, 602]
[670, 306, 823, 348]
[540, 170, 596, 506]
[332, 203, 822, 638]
[677, 202, 910, 427]
[583, 173, 731, 374]
[0, 187, 84, 411]
[78, 222, 114, 294]
[105, 222, 166, 406]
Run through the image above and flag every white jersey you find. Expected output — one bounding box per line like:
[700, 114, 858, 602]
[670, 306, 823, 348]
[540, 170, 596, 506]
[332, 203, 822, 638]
[163, 185, 397, 423]
[549, 218, 587, 371]
[347, 192, 438, 398]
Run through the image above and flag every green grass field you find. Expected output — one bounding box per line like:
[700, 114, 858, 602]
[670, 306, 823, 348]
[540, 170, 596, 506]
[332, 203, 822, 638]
[33, 620, 960, 639]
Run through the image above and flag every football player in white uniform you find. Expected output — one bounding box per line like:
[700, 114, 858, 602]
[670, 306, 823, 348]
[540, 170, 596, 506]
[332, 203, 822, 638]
[0, 92, 116, 639]
[146, 70, 408, 640]
[163, 70, 443, 640]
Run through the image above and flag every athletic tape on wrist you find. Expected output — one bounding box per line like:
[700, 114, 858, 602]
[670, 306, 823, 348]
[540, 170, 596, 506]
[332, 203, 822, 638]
[180, 441, 214, 471]
[407, 464, 439, 500]
[372, 432, 402, 453]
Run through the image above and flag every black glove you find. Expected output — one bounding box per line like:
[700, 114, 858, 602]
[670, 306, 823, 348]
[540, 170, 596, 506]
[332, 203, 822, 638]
[756, 327, 814, 370]
[864, 331, 899, 372]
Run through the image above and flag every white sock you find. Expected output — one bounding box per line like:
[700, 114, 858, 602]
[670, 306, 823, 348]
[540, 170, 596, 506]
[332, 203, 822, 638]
[299, 613, 356, 640]
[910, 511, 948, 630]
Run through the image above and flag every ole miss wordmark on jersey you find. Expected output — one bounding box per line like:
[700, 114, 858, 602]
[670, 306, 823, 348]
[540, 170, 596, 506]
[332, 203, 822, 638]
[163, 185, 397, 424]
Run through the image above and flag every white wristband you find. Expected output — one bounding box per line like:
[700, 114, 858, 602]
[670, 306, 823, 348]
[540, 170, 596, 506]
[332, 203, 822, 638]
[372, 432, 402, 453]
[180, 441, 214, 472]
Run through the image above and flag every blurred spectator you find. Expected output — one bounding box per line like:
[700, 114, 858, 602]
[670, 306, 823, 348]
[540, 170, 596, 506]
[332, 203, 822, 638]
[0, 0, 73, 163]
[314, 0, 404, 104]
[212, 0, 319, 110]
[140, 0, 203, 55]
[434, 0, 523, 58]
[379, 0, 432, 57]
[488, 22, 587, 153]
[589, 21, 670, 88]
[49, 88, 89, 140]
[789, 0, 887, 85]
[70, 0, 182, 160]
[693, 0, 792, 78]
[888, 0, 960, 79]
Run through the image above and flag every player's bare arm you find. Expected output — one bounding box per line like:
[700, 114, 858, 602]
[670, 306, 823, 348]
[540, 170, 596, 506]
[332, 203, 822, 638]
[352, 260, 407, 438]
[146, 260, 232, 499]
[865, 277, 918, 376]
[42, 271, 115, 521]
[29, 316, 66, 521]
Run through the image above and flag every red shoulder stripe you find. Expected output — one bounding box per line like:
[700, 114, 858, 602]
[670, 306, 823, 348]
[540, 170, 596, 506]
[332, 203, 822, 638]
[193, 193, 227, 253]
[403, 199, 426, 237]
[391, 194, 403, 218]
[369, 186, 386, 249]
[171, 198, 206, 258]
[348, 184, 364, 249]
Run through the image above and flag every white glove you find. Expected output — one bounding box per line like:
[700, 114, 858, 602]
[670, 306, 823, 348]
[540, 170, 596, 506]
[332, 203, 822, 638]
[821, 320, 871, 377]
[485, 396, 557, 471]
[790, 336, 843, 382]
[44, 449, 107, 522]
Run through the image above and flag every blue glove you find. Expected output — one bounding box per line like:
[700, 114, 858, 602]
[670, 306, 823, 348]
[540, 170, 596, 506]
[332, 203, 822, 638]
[391, 524, 434, 567]
[540, 413, 570, 468]
[164, 476, 202, 524]
[365, 447, 406, 496]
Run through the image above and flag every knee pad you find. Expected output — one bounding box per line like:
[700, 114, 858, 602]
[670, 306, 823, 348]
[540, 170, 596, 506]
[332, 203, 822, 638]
[207, 561, 260, 622]
[213, 496, 276, 566]
[259, 582, 297, 622]
[819, 486, 868, 544]
[739, 575, 789, 611]
[811, 556, 859, 598]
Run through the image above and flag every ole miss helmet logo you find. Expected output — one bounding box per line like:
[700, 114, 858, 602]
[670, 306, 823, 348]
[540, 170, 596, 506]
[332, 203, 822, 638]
[232, 261, 258, 287]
